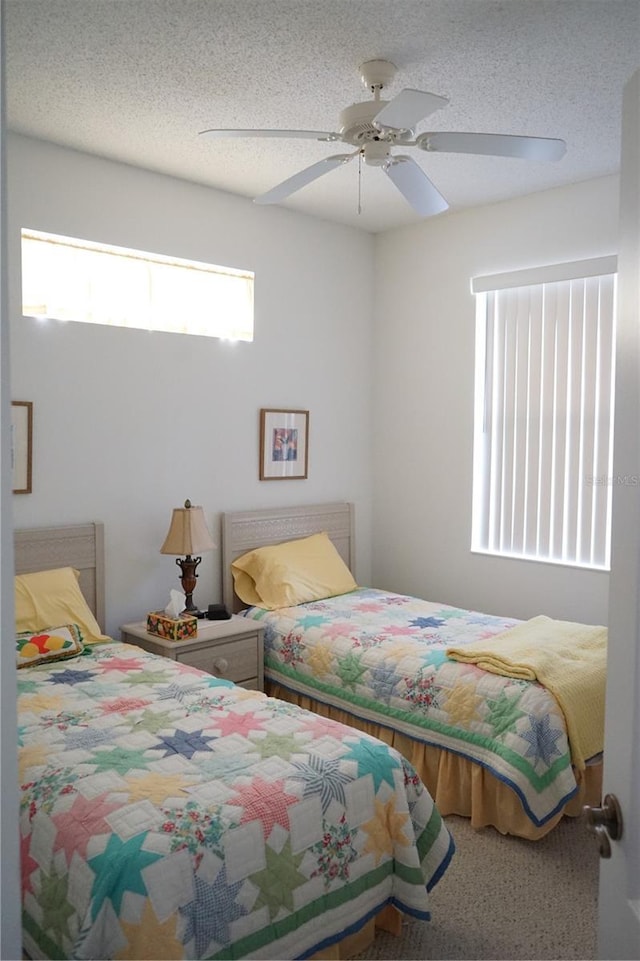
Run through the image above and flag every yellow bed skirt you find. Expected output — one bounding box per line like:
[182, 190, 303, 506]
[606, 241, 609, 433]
[267, 681, 602, 842]
[310, 904, 402, 959]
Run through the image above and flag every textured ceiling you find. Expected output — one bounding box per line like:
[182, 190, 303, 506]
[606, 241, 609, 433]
[5, 0, 640, 233]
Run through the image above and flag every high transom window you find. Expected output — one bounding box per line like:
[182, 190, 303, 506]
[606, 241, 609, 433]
[21, 228, 254, 341]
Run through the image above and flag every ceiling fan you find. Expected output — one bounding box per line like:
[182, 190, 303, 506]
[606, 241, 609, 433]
[199, 60, 566, 217]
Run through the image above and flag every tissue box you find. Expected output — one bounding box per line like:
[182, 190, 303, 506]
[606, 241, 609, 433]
[146, 611, 197, 641]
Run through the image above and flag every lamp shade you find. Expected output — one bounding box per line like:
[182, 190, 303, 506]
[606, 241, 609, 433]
[160, 500, 215, 556]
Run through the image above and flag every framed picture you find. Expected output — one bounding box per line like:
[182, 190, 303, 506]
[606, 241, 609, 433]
[260, 408, 309, 480]
[11, 400, 33, 494]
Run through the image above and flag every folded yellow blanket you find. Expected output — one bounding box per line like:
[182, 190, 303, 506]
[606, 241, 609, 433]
[446, 614, 607, 769]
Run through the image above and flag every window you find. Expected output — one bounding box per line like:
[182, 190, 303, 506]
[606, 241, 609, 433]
[471, 256, 617, 570]
[21, 229, 254, 341]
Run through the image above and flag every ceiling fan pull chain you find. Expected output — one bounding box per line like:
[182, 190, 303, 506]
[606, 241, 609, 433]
[358, 150, 363, 214]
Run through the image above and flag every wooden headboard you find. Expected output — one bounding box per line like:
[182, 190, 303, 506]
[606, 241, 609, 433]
[14, 522, 106, 631]
[221, 502, 355, 613]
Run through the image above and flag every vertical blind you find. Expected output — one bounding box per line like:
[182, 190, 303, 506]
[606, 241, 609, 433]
[471, 257, 617, 569]
[21, 229, 255, 341]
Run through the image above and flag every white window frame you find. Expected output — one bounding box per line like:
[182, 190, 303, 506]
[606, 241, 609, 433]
[471, 256, 617, 571]
[21, 228, 254, 342]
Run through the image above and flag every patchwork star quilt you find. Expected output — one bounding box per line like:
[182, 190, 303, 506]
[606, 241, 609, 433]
[242, 588, 581, 827]
[18, 641, 454, 960]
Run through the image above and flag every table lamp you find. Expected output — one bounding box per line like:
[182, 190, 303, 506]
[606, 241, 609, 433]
[160, 499, 215, 613]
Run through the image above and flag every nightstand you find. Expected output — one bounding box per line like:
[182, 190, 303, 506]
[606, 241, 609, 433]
[120, 615, 264, 691]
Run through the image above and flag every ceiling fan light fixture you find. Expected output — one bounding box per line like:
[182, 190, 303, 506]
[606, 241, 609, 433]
[363, 141, 391, 166]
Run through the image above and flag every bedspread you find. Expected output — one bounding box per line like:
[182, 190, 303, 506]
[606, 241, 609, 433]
[18, 641, 453, 961]
[242, 588, 581, 828]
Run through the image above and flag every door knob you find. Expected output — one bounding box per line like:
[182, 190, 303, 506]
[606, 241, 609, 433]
[583, 793, 623, 858]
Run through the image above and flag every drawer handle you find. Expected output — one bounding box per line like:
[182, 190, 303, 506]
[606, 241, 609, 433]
[213, 657, 229, 675]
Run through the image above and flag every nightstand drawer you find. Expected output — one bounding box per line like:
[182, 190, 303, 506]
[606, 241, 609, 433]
[177, 635, 258, 683]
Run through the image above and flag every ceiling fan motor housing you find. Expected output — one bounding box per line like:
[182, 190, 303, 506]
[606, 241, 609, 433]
[338, 101, 413, 146]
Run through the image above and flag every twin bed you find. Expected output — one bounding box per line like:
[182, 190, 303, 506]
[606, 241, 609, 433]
[222, 502, 604, 843]
[15, 521, 453, 961]
[15, 503, 605, 959]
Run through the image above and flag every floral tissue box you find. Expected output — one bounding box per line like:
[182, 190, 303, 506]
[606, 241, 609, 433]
[146, 610, 197, 641]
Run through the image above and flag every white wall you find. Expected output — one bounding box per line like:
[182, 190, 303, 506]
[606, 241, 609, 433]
[8, 133, 619, 633]
[8, 134, 375, 636]
[372, 176, 619, 624]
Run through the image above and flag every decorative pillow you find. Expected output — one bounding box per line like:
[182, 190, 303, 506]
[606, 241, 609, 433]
[232, 531, 357, 610]
[15, 566, 110, 644]
[16, 623, 84, 669]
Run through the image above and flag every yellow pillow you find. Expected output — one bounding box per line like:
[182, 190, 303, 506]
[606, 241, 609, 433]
[15, 567, 110, 644]
[232, 532, 357, 610]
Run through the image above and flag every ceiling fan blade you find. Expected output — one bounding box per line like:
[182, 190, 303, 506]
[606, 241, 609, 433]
[199, 128, 339, 142]
[417, 131, 566, 161]
[384, 155, 449, 217]
[374, 88, 448, 130]
[254, 153, 355, 205]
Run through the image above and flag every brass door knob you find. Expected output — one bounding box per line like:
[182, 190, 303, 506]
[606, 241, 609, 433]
[591, 824, 612, 859]
[583, 793, 623, 858]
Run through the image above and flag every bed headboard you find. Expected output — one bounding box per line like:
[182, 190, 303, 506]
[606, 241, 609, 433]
[14, 522, 106, 631]
[221, 502, 355, 613]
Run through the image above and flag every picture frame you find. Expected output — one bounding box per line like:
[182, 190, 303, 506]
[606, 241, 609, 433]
[259, 408, 309, 480]
[11, 400, 33, 494]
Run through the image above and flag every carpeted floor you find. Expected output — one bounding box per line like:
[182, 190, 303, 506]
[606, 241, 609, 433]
[356, 814, 600, 960]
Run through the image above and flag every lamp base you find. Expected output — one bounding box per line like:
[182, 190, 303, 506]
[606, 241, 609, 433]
[175, 554, 201, 613]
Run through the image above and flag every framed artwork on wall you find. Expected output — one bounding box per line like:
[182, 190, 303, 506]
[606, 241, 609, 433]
[259, 408, 309, 480]
[11, 400, 33, 494]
